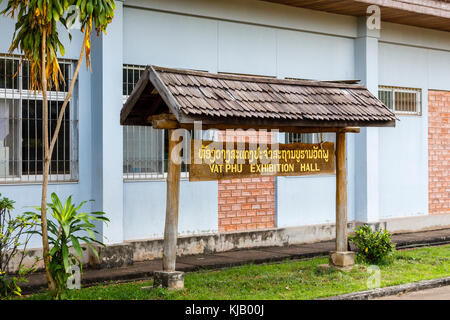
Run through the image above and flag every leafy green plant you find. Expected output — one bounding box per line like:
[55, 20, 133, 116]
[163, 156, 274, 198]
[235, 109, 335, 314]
[0, 194, 38, 299]
[349, 225, 396, 265]
[25, 193, 109, 298]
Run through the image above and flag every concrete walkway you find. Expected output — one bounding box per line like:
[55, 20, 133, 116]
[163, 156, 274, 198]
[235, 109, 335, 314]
[21, 228, 450, 294]
[373, 285, 450, 300]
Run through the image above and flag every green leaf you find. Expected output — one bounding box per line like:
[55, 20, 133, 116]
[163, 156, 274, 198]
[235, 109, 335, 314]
[85, 241, 99, 260]
[58, 42, 65, 57]
[87, 2, 94, 16]
[71, 235, 84, 260]
[62, 223, 71, 238]
[49, 245, 59, 257]
[62, 243, 70, 272]
[86, 228, 96, 240]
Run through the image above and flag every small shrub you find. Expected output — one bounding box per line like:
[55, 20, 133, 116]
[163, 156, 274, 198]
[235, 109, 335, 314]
[349, 225, 396, 265]
[26, 193, 109, 299]
[0, 194, 38, 299]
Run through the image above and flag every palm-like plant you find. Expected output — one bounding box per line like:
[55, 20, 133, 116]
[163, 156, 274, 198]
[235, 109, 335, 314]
[26, 193, 109, 297]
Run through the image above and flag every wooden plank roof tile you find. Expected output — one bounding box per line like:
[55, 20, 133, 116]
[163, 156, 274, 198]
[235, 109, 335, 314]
[121, 66, 397, 127]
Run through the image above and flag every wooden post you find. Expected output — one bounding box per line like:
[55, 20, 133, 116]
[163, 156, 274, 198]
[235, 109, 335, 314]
[335, 131, 347, 252]
[150, 129, 184, 290]
[327, 130, 355, 269]
[163, 129, 181, 272]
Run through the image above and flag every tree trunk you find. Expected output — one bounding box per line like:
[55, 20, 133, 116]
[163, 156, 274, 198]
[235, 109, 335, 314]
[40, 30, 88, 291]
[48, 32, 88, 156]
[40, 32, 56, 291]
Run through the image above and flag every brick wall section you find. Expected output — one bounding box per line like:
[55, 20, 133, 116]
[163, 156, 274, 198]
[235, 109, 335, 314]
[217, 130, 276, 232]
[218, 177, 275, 232]
[428, 90, 450, 214]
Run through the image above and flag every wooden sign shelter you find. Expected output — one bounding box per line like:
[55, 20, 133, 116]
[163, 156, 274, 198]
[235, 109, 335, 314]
[120, 65, 396, 288]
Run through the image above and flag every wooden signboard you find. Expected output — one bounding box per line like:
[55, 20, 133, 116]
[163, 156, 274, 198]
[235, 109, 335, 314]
[189, 140, 335, 181]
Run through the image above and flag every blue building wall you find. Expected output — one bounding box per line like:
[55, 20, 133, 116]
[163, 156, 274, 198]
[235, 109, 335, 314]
[0, 0, 449, 247]
[0, 1, 94, 248]
[122, 0, 357, 237]
[378, 31, 450, 219]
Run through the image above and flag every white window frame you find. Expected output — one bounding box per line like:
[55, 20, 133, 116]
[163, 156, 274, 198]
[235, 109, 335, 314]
[285, 132, 336, 145]
[0, 55, 78, 184]
[378, 85, 422, 116]
[122, 64, 192, 181]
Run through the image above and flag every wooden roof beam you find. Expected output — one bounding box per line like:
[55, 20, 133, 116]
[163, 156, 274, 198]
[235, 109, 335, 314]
[150, 117, 360, 133]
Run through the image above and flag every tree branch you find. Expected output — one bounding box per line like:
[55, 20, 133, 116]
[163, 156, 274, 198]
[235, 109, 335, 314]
[48, 31, 89, 157]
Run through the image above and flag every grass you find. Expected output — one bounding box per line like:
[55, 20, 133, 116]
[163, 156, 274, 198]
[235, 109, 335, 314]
[22, 244, 450, 300]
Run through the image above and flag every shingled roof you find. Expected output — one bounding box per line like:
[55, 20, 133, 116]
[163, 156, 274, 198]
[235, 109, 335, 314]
[120, 66, 396, 128]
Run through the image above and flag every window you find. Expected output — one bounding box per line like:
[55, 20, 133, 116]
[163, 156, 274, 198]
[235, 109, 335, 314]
[286, 133, 314, 144]
[122, 65, 191, 180]
[285, 132, 335, 144]
[378, 86, 421, 115]
[0, 55, 78, 183]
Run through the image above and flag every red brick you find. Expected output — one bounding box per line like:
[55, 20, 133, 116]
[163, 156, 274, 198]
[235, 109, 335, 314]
[225, 225, 237, 232]
[236, 197, 247, 204]
[226, 212, 237, 218]
[246, 210, 256, 216]
[428, 90, 450, 215]
[251, 189, 261, 196]
[231, 190, 241, 197]
[221, 205, 231, 212]
[252, 216, 263, 223]
[237, 211, 247, 217]
[231, 218, 241, 224]
[242, 217, 252, 224]
[231, 204, 242, 211]
[256, 209, 267, 216]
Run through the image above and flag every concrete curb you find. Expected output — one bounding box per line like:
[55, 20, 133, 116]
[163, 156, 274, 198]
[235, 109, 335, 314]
[318, 276, 450, 300]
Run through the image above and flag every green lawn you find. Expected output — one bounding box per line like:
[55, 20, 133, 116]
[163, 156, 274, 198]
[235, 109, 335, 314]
[24, 244, 450, 300]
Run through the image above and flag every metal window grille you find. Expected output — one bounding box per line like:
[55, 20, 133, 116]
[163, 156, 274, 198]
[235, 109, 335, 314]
[122, 64, 191, 180]
[286, 133, 314, 144]
[0, 55, 78, 184]
[285, 132, 335, 144]
[378, 86, 421, 115]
